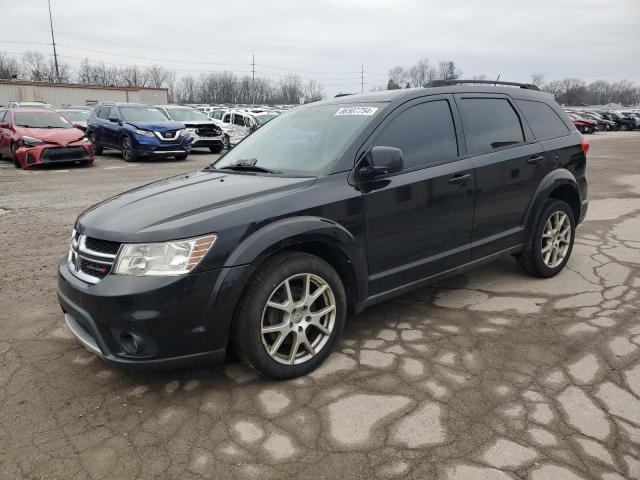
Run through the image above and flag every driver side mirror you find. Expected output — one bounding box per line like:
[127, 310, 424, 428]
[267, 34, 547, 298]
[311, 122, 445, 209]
[358, 146, 404, 178]
[108, 116, 119, 123]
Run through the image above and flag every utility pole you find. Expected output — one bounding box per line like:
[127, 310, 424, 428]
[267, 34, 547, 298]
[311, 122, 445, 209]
[251, 54, 255, 104]
[361, 64, 364, 93]
[47, 0, 60, 82]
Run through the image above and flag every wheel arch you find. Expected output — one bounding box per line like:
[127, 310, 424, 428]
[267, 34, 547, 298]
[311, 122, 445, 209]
[524, 169, 582, 232]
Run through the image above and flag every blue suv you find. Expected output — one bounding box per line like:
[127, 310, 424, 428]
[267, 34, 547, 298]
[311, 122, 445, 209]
[87, 102, 192, 161]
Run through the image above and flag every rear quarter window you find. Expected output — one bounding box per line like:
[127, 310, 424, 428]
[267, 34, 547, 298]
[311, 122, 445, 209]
[516, 99, 570, 140]
[458, 98, 524, 154]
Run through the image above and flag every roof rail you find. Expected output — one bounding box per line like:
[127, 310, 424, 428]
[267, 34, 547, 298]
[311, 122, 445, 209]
[424, 79, 540, 91]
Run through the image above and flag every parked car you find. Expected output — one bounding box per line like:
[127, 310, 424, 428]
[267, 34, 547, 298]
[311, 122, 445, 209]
[58, 80, 588, 378]
[58, 105, 94, 112]
[620, 111, 640, 129]
[567, 112, 597, 134]
[219, 110, 258, 149]
[57, 109, 91, 132]
[7, 100, 53, 109]
[156, 105, 224, 153]
[86, 102, 192, 161]
[603, 111, 637, 131]
[253, 111, 280, 127]
[579, 111, 615, 131]
[0, 108, 93, 169]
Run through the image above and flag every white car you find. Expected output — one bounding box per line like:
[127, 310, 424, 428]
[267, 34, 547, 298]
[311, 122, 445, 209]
[156, 105, 224, 153]
[218, 110, 259, 149]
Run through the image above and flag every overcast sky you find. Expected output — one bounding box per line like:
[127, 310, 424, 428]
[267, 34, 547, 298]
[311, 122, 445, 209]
[1, 0, 639, 97]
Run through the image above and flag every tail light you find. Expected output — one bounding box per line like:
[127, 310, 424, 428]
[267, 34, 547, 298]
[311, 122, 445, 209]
[581, 138, 590, 155]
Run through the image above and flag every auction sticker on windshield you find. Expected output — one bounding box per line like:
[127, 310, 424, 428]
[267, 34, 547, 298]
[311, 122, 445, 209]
[335, 107, 378, 116]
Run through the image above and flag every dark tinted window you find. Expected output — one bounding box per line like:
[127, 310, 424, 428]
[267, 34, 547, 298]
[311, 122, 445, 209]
[233, 114, 245, 126]
[516, 100, 569, 140]
[459, 98, 524, 153]
[374, 100, 458, 169]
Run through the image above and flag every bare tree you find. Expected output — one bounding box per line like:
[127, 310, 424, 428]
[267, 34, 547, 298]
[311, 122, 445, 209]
[0, 52, 20, 79]
[531, 73, 545, 87]
[304, 79, 323, 103]
[407, 58, 432, 87]
[22, 51, 49, 81]
[388, 66, 407, 89]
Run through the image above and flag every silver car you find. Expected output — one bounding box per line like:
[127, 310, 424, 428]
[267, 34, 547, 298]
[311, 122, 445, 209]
[156, 105, 224, 153]
[218, 110, 258, 149]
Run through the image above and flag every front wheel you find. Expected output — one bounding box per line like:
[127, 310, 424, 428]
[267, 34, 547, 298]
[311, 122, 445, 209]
[88, 133, 103, 155]
[11, 144, 21, 168]
[223, 135, 231, 150]
[517, 199, 575, 278]
[209, 144, 223, 154]
[233, 252, 346, 379]
[120, 135, 137, 162]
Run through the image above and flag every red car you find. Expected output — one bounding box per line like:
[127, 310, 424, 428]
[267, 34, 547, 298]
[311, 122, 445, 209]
[0, 108, 93, 169]
[567, 112, 598, 134]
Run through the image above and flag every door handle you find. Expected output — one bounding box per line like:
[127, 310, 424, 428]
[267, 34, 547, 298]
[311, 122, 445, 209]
[527, 155, 545, 165]
[448, 173, 472, 184]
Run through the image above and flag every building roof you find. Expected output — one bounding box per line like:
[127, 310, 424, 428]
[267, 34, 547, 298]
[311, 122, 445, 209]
[0, 79, 168, 92]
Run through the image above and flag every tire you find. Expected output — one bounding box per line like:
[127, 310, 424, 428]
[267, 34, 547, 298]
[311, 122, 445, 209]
[88, 133, 103, 155]
[175, 154, 188, 160]
[209, 144, 223, 154]
[223, 135, 231, 150]
[517, 199, 575, 278]
[620, 124, 628, 131]
[233, 251, 347, 379]
[120, 135, 137, 162]
[11, 144, 21, 168]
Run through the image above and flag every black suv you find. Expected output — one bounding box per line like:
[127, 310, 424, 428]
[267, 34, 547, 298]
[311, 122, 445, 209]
[58, 80, 588, 378]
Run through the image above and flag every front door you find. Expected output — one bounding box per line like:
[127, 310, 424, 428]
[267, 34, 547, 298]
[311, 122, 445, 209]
[361, 96, 476, 296]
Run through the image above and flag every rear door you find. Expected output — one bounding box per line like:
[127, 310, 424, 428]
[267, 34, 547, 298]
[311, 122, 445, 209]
[454, 94, 544, 258]
[361, 95, 475, 295]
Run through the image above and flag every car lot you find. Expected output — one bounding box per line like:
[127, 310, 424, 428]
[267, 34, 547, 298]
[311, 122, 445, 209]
[0, 133, 639, 480]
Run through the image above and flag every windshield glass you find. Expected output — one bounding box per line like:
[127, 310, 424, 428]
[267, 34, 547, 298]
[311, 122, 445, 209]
[120, 107, 169, 123]
[255, 113, 279, 125]
[165, 108, 208, 121]
[15, 112, 72, 128]
[60, 110, 90, 122]
[214, 103, 382, 175]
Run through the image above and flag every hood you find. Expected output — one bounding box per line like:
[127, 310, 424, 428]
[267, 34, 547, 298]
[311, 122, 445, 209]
[78, 170, 316, 241]
[127, 121, 185, 131]
[18, 127, 85, 143]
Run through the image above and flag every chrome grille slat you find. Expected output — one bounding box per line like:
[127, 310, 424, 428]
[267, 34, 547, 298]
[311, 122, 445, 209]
[68, 232, 120, 283]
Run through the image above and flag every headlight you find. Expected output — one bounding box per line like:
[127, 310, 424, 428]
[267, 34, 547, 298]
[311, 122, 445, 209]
[133, 128, 154, 137]
[20, 135, 44, 146]
[114, 234, 217, 276]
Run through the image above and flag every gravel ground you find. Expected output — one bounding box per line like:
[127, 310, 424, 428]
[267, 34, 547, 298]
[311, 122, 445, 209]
[0, 134, 639, 480]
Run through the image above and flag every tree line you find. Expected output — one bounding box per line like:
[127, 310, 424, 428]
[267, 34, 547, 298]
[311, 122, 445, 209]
[2, 50, 638, 106]
[0, 51, 322, 105]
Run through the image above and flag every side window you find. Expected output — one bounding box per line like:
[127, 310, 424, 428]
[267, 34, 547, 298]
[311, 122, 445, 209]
[458, 98, 524, 153]
[213, 111, 222, 120]
[516, 100, 570, 140]
[373, 100, 459, 170]
[233, 114, 246, 126]
[222, 113, 231, 123]
[244, 116, 255, 128]
[0, 110, 6, 122]
[107, 107, 119, 120]
[97, 106, 108, 119]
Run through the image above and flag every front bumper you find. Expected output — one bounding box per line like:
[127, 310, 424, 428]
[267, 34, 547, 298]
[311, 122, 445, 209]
[57, 259, 252, 369]
[132, 135, 192, 157]
[188, 132, 223, 148]
[16, 142, 93, 168]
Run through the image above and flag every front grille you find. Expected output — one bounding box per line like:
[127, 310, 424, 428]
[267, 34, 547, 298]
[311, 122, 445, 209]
[85, 237, 121, 255]
[195, 126, 221, 137]
[161, 130, 179, 140]
[41, 147, 88, 163]
[68, 232, 119, 284]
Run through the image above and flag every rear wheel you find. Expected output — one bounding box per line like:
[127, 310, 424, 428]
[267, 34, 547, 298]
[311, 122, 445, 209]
[233, 252, 346, 379]
[11, 144, 21, 168]
[517, 199, 575, 278]
[120, 135, 137, 162]
[88, 133, 103, 155]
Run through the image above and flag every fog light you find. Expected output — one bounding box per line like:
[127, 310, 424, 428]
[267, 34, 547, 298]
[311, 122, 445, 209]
[120, 332, 144, 355]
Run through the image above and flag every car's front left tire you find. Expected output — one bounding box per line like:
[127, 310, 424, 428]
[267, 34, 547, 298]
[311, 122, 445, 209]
[517, 199, 576, 278]
[233, 251, 347, 379]
[11, 144, 21, 168]
[120, 135, 137, 162]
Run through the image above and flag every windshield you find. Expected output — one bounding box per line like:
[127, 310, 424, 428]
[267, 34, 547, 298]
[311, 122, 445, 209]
[255, 113, 279, 125]
[214, 103, 382, 175]
[60, 110, 90, 122]
[120, 107, 169, 123]
[165, 108, 208, 121]
[15, 112, 72, 128]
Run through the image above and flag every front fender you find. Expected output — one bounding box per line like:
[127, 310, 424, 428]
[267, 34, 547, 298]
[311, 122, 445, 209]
[523, 168, 580, 231]
[224, 215, 367, 301]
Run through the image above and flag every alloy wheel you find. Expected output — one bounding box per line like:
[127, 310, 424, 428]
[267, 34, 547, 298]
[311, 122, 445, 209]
[122, 137, 132, 159]
[541, 211, 571, 268]
[260, 273, 336, 365]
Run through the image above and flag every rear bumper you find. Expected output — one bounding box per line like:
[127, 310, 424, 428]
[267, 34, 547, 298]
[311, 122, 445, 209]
[57, 259, 252, 369]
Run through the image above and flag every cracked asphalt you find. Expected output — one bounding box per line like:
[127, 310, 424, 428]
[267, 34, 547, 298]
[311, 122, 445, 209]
[0, 133, 639, 480]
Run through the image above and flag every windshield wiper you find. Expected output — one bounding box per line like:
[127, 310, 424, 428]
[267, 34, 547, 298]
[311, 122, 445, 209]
[217, 159, 281, 174]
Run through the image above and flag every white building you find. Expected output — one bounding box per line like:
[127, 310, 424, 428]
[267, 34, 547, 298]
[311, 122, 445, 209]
[0, 80, 169, 107]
